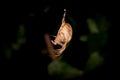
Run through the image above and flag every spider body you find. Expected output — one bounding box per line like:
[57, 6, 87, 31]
[51, 9, 73, 55]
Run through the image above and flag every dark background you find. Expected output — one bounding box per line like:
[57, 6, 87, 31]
[1, 0, 115, 79]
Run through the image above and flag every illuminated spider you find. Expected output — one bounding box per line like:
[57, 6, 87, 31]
[51, 9, 73, 55]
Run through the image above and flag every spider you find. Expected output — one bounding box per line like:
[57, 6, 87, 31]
[51, 9, 73, 55]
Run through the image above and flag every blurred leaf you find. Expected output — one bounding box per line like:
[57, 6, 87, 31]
[97, 32, 108, 47]
[44, 6, 50, 13]
[85, 52, 103, 71]
[87, 18, 99, 34]
[17, 25, 25, 37]
[80, 35, 88, 42]
[11, 25, 26, 51]
[96, 15, 110, 32]
[11, 43, 20, 50]
[17, 38, 26, 44]
[5, 48, 12, 59]
[48, 59, 84, 79]
[88, 35, 100, 53]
